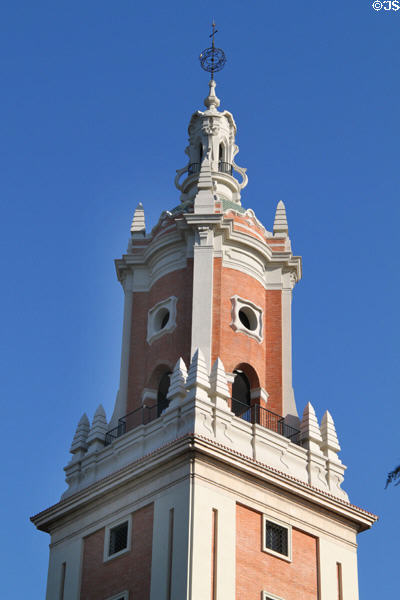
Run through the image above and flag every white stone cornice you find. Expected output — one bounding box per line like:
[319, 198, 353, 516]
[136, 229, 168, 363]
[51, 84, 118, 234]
[116, 212, 302, 292]
[219, 219, 302, 277]
[32, 433, 377, 535]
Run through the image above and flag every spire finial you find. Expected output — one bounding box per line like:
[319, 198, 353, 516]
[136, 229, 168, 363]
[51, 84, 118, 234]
[199, 21, 227, 82]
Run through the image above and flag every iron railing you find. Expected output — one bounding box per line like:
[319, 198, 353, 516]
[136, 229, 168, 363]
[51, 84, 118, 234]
[105, 398, 300, 446]
[231, 398, 301, 445]
[187, 162, 233, 176]
[105, 404, 158, 446]
[218, 161, 233, 175]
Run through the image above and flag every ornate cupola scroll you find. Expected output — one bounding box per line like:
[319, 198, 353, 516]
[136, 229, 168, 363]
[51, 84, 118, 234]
[175, 29, 247, 207]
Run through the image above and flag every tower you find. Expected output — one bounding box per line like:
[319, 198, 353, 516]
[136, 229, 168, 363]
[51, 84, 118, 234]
[31, 37, 376, 600]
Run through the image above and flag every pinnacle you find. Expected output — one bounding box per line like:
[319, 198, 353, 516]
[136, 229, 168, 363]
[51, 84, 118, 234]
[87, 404, 108, 445]
[204, 79, 220, 111]
[300, 402, 322, 443]
[167, 357, 188, 400]
[78, 413, 90, 428]
[93, 404, 106, 420]
[70, 413, 90, 454]
[273, 200, 288, 235]
[210, 357, 230, 400]
[186, 348, 210, 390]
[130, 202, 146, 235]
[321, 410, 341, 452]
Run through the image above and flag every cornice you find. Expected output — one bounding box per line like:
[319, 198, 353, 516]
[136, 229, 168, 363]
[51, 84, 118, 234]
[115, 211, 302, 290]
[31, 433, 377, 534]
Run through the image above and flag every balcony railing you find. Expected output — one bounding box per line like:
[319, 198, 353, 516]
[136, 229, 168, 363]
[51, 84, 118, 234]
[105, 404, 158, 446]
[218, 161, 232, 175]
[105, 398, 300, 446]
[231, 398, 301, 445]
[187, 161, 233, 176]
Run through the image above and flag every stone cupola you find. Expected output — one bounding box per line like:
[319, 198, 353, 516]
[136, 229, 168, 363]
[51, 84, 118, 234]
[175, 79, 248, 205]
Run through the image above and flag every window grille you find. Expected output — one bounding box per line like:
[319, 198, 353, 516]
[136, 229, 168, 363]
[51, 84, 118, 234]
[109, 521, 128, 556]
[265, 520, 288, 556]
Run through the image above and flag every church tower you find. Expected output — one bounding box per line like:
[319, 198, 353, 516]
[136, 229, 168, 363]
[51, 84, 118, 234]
[32, 35, 376, 600]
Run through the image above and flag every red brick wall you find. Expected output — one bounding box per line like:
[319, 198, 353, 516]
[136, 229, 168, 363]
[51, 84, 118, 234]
[236, 504, 318, 600]
[80, 503, 154, 600]
[127, 261, 193, 413]
[265, 289, 282, 415]
[212, 259, 283, 416]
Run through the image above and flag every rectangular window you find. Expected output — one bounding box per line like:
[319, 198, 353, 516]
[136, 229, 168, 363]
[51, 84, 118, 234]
[262, 515, 292, 561]
[104, 516, 131, 562]
[109, 522, 128, 555]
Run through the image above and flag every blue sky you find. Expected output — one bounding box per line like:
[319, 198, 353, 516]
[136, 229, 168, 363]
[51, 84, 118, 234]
[1, 1, 399, 597]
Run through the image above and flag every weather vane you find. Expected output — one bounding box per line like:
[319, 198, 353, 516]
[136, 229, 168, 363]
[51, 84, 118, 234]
[199, 21, 227, 80]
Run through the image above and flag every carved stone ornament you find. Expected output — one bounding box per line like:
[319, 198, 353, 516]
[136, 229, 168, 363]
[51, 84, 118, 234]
[197, 225, 211, 245]
[202, 117, 220, 136]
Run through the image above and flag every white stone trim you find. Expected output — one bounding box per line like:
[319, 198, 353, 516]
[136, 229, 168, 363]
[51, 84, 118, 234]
[188, 219, 217, 369]
[250, 387, 269, 403]
[141, 388, 157, 406]
[103, 514, 132, 562]
[230, 295, 263, 343]
[109, 273, 134, 428]
[147, 296, 177, 345]
[263, 592, 285, 600]
[225, 372, 235, 384]
[262, 514, 292, 562]
[116, 213, 301, 294]
[106, 592, 129, 600]
[281, 284, 298, 419]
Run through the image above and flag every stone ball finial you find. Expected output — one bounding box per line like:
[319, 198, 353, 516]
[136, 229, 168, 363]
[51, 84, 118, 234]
[204, 79, 220, 110]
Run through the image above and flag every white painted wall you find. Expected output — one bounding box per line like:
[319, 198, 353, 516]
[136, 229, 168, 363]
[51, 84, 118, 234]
[189, 471, 236, 599]
[319, 536, 359, 600]
[46, 536, 83, 600]
[150, 479, 191, 600]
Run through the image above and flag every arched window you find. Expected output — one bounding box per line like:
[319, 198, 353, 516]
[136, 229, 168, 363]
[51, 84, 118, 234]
[231, 369, 251, 417]
[218, 143, 224, 162]
[157, 371, 172, 416]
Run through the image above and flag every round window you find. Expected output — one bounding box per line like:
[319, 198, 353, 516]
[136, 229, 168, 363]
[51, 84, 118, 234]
[155, 308, 170, 331]
[238, 307, 257, 331]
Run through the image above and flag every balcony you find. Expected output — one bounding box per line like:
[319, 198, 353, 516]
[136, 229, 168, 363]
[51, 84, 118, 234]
[187, 161, 233, 176]
[105, 399, 300, 446]
[231, 398, 301, 445]
[105, 405, 158, 446]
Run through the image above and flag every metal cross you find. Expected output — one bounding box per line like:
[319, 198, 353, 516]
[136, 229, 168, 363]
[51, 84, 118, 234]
[210, 20, 218, 48]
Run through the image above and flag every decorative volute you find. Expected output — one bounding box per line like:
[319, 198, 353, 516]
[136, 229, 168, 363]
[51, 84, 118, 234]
[175, 79, 248, 205]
